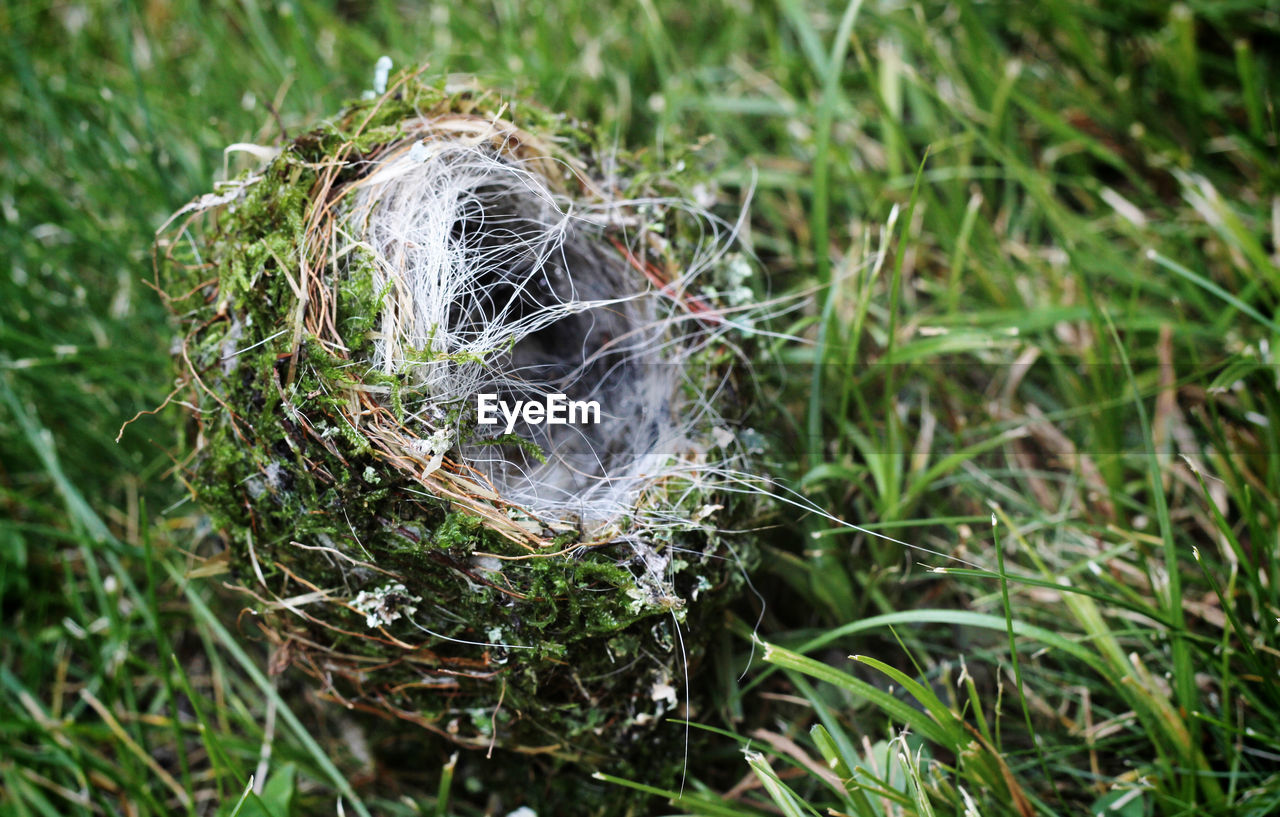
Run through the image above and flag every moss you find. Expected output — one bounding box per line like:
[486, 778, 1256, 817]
[161, 72, 763, 796]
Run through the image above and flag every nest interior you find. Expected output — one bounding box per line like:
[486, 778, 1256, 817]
[345, 134, 679, 522]
[160, 75, 761, 773]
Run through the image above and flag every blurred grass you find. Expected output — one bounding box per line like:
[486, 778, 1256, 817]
[3, 0, 1279, 815]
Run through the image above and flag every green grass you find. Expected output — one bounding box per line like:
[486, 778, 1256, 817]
[3, 0, 1278, 815]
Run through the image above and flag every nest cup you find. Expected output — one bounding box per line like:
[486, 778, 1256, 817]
[160, 74, 763, 768]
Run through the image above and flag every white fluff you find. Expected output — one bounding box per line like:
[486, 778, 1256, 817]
[338, 121, 755, 531]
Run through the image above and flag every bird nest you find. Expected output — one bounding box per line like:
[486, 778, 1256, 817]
[158, 73, 763, 766]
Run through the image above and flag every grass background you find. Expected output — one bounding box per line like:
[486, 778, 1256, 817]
[2, 0, 1278, 814]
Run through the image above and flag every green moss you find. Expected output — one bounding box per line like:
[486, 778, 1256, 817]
[431, 512, 485, 553]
